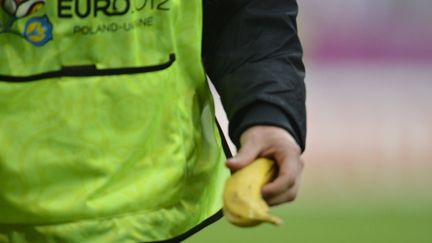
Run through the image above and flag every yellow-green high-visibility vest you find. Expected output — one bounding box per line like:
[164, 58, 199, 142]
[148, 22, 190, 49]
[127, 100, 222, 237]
[0, 0, 230, 242]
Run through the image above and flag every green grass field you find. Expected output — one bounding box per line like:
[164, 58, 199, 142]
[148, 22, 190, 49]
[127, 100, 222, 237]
[187, 199, 432, 243]
[186, 154, 432, 243]
[186, 153, 432, 243]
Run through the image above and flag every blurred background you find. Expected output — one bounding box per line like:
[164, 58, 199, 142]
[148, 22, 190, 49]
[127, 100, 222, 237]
[189, 0, 432, 242]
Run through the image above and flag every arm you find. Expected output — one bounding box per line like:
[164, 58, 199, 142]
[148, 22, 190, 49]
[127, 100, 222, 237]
[203, 0, 306, 205]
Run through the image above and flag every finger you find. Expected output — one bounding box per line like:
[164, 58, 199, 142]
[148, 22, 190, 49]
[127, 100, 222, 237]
[226, 140, 261, 171]
[266, 180, 301, 206]
[262, 156, 303, 199]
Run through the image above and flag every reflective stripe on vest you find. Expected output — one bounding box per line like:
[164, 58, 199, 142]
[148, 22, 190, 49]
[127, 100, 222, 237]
[0, 0, 230, 242]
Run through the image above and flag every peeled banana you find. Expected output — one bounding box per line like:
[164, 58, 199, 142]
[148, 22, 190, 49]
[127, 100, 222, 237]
[223, 158, 283, 227]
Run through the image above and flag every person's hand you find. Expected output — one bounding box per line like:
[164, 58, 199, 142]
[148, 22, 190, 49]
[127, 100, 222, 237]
[226, 125, 304, 206]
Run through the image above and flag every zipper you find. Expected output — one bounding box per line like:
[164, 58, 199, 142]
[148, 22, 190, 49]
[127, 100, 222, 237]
[0, 53, 176, 82]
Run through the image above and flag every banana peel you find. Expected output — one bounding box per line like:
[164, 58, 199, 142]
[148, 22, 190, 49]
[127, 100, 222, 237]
[223, 158, 283, 227]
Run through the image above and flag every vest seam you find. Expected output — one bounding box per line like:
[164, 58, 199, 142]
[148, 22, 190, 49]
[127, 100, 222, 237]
[1, 200, 191, 228]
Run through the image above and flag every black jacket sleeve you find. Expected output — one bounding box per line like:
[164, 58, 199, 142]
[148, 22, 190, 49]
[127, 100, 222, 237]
[203, 0, 306, 152]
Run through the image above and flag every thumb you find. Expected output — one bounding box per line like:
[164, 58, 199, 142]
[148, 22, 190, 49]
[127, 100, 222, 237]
[226, 141, 260, 171]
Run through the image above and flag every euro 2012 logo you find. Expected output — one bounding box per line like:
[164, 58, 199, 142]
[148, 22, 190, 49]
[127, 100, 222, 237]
[0, 0, 52, 46]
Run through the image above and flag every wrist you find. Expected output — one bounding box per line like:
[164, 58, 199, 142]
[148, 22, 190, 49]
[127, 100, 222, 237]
[228, 102, 301, 150]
